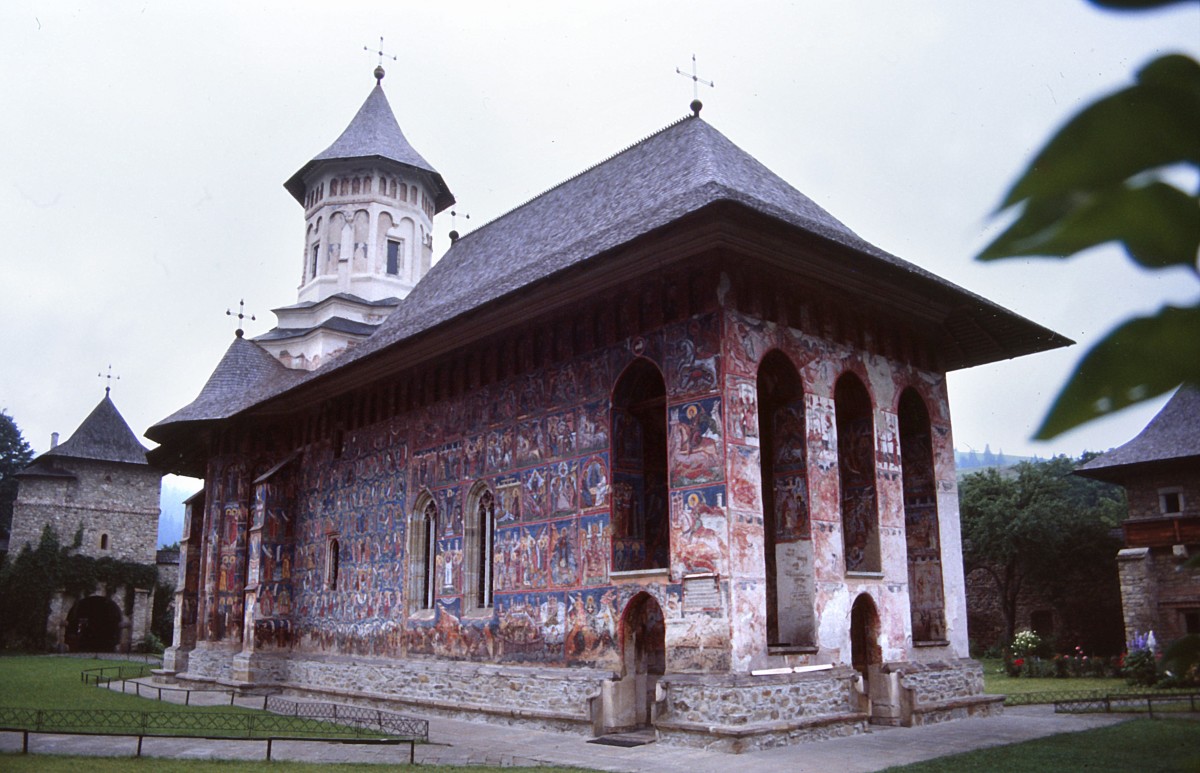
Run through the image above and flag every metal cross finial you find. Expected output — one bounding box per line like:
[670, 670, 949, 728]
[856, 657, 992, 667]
[365, 36, 398, 82]
[676, 54, 714, 116]
[98, 364, 120, 396]
[226, 299, 256, 338]
[448, 209, 471, 244]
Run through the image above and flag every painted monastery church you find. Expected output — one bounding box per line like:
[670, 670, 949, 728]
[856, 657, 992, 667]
[150, 66, 1071, 750]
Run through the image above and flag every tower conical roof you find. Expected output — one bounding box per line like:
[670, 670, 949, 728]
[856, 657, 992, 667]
[42, 393, 149, 466]
[284, 81, 453, 212]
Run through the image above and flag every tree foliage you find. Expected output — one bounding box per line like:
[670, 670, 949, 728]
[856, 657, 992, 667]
[0, 525, 158, 651]
[960, 455, 1127, 652]
[0, 409, 34, 540]
[976, 2, 1200, 439]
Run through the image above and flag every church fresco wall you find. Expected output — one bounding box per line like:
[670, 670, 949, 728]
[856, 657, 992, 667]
[720, 305, 960, 670]
[184, 290, 965, 682]
[181, 307, 731, 674]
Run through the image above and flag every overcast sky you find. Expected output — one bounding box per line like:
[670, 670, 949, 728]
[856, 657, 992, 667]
[3, 1, 1198, 510]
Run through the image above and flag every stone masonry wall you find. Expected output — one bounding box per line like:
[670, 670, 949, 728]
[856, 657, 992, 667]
[892, 658, 984, 706]
[11, 458, 160, 563]
[659, 668, 859, 727]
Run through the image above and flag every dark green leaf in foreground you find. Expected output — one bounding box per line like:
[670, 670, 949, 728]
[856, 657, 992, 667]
[998, 54, 1200, 209]
[979, 181, 1200, 271]
[1089, 0, 1196, 10]
[1035, 305, 1200, 438]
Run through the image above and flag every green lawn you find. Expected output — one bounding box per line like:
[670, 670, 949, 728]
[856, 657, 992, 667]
[979, 658, 1131, 697]
[0, 655, 382, 738]
[883, 718, 1200, 773]
[0, 759, 587, 773]
[0, 655, 260, 714]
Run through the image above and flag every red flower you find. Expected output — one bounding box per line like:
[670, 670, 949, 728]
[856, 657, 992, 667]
[1014, 658, 1025, 667]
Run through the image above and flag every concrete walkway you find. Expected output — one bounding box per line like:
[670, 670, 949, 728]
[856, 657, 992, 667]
[0, 700, 1133, 770]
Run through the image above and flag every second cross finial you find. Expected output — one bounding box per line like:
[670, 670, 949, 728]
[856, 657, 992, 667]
[98, 364, 120, 396]
[227, 300, 256, 338]
[675, 53, 714, 116]
[365, 36, 398, 83]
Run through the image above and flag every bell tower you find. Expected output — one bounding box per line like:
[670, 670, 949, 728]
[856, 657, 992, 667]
[257, 66, 454, 370]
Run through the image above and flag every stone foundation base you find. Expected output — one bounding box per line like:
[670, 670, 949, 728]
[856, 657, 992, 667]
[180, 646, 612, 733]
[174, 648, 999, 750]
[887, 658, 1004, 726]
[654, 667, 868, 752]
[656, 711, 869, 753]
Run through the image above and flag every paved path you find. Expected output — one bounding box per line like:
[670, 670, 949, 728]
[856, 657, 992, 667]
[0, 700, 1132, 770]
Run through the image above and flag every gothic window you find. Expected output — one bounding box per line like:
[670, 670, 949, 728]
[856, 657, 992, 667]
[410, 497, 438, 611]
[899, 388, 946, 642]
[611, 359, 669, 572]
[836, 373, 880, 573]
[387, 240, 402, 275]
[757, 350, 814, 647]
[464, 485, 496, 611]
[326, 538, 340, 590]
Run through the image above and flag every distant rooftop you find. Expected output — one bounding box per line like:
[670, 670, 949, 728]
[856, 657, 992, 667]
[1077, 386, 1200, 480]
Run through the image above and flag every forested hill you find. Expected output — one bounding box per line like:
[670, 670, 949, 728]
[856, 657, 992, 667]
[955, 446, 1042, 472]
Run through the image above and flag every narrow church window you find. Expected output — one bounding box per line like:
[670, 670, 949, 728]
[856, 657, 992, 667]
[465, 486, 496, 611]
[327, 538, 340, 590]
[611, 359, 669, 572]
[1160, 489, 1183, 515]
[410, 498, 438, 611]
[401, 183, 408, 201]
[100, 533, 109, 551]
[352, 178, 361, 195]
[364, 176, 372, 193]
[386, 240, 401, 275]
[757, 351, 814, 647]
[310, 243, 319, 278]
[836, 373, 880, 573]
[899, 388, 946, 642]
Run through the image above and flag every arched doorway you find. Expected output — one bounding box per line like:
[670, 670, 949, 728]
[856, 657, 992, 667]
[66, 596, 122, 652]
[850, 593, 881, 680]
[611, 593, 666, 730]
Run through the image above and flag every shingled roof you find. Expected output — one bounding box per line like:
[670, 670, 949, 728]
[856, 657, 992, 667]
[151, 334, 303, 429]
[283, 81, 453, 213]
[35, 393, 149, 467]
[150, 113, 1070, 445]
[333, 114, 1068, 371]
[1076, 386, 1200, 480]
